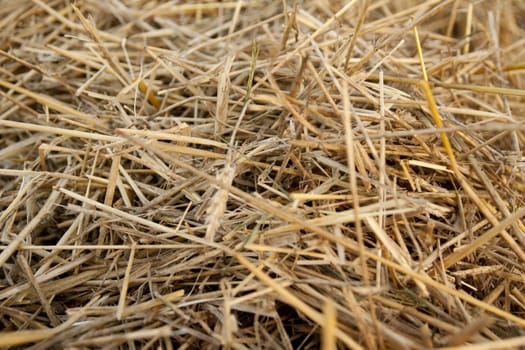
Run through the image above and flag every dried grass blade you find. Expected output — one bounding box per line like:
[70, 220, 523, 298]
[0, 79, 106, 129]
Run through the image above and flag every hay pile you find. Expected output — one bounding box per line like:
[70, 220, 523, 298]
[1, 0, 525, 348]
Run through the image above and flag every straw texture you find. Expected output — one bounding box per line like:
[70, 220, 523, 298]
[1, 0, 525, 348]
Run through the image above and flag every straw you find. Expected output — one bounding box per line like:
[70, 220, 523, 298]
[1, 1, 524, 348]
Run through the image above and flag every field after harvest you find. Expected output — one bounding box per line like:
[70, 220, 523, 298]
[0, 0, 525, 349]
